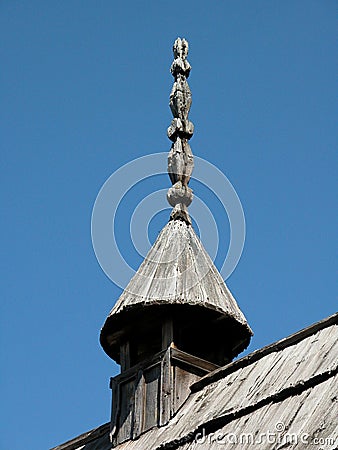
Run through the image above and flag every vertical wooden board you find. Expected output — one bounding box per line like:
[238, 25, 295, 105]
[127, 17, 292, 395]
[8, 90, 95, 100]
[159, 348, 172, 426]
[116, 379, 135, 444]
[110, 378, 120, 441]
[132, 370, 145, 439]
[144, 365, 160, 431]
[173, 365, 201, 412]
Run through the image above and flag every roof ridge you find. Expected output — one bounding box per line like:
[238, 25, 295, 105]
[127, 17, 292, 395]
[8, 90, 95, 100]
[50, 422, 110, 450]
[191, 311, 338, 392]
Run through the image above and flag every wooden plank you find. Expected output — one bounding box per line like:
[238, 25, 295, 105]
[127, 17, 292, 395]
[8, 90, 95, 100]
[110, 377, 120, 440]
[116, 379, 135, 444]
[171, 347, 219, 373]
[159, 348, 172, 426]
[112, 350, 165, 385]
[173, 365, 201, 412]
[132, 370, 145, 439]
[144, 365, 161, 431]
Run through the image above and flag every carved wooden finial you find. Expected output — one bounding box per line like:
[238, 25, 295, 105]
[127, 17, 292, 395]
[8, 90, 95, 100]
[167, 38, 194, 224]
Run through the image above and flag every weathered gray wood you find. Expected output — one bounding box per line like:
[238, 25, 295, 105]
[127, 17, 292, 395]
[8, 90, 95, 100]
[109, 345, 220, 444]
[167, 38, 194, 225]
[132, 370, 144, 439]
[116, 379, 135, 444]
[109, 346, 219, 444]
[148, 323, 338, 449]
[50, 423, 110, 450]
[191, 312, 338, 392]
[159, 348, 172, 426]
[104, 220, 251, 320]
[175, 375, 338, 450]
[52, 315, 338, 450]
[110, 377, 120, 440]
[173, 365, 200, 413]
[101, 219, 252, 363]
[144, 365, 161, 430]
[171, 347, 219, 373]
[113, 351, 165, 385]
[51, 375, 338, 450]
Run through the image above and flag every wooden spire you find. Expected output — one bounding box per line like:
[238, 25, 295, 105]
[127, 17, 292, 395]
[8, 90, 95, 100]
[100, 38, 252, 366]
[167, 38, 194, 224]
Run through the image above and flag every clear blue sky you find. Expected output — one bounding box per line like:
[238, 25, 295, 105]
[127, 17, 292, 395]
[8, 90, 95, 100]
[1, 2, 337, 449]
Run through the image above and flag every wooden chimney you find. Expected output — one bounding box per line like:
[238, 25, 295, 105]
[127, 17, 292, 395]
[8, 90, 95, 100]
[100, 38, 252, 446]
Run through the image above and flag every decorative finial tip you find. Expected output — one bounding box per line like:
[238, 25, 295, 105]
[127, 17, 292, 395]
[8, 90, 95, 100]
[171, 38, 191, 79]
[167, 38, 194, 225]
[173, 37, 189, 59]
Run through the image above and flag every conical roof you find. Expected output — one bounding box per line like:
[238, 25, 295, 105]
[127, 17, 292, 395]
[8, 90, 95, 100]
[100, 219, 252, 360]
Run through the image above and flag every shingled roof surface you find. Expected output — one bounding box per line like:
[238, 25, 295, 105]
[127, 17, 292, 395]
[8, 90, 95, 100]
[52, 312, 338, 450]
[100, 220, 252, 360]
[107, 220, 249, 321]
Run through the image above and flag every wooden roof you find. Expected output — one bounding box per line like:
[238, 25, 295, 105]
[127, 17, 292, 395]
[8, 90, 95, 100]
[100, 219, 252, 360]
[52, 312, 338, 450]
